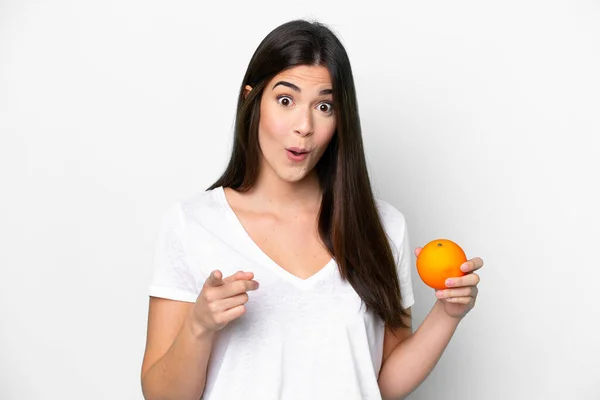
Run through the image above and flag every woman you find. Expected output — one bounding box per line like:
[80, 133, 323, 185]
[141, 19, 483, 400]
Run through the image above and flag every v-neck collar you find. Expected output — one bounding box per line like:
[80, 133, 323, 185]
[214, 186, 336, 290]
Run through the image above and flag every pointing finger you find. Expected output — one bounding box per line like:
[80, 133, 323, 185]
[223, 271, 255, 284]
[219, 279, 259, 298]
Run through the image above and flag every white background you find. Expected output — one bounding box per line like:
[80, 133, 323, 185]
[1, 1, 599, 399]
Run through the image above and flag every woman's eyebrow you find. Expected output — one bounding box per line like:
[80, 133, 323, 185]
[272, 80, 333, 95]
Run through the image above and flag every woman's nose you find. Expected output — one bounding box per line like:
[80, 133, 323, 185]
[293, 108, 314, 137]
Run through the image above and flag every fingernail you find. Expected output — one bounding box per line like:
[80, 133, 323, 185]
[436, 290, 443, 298]
[446, 279, 454, 287]
[460, 263, 469, 272]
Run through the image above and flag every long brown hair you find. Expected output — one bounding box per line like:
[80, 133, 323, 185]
[208, 19, 410, 329]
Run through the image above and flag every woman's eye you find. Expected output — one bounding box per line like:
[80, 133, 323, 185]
[318, 102, 333, 113]
[277, 96, 293, 106]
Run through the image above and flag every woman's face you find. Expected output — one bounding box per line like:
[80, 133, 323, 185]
[247, 65, 337, 184]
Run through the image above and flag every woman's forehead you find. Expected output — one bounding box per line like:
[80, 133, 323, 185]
[270, 65, 332, 89]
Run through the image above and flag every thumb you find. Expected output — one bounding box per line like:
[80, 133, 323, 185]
[204, 270, 224, 287]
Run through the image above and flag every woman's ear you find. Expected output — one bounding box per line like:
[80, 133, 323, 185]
[243, 85, 253, 100]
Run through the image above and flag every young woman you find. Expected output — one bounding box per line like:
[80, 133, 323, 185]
[141, 19, 483, 400]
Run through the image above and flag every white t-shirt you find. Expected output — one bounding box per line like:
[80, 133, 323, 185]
[148, 186, 415, 400]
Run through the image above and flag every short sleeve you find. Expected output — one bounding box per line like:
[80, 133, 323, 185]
[395, 219, 415, 309]
[148, 201, 199, 303]
[376, 199, 415, 309]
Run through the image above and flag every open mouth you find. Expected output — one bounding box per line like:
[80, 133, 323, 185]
[287, 147, 310, 155]
[286, 148, 310, 161]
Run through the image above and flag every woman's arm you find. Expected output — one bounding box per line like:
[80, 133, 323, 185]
[141, 270, 259, 400]
[141, 297, 215, 400]
[377, 299, 461, 400]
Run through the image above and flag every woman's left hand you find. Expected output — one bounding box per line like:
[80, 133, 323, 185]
[415, 248, 484, 319]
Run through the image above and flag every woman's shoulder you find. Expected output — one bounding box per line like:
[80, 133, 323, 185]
[373, 197, 409, 247]
[180, 186, 223, 211]
[161, 186, 225, 228]
[374, 197, 407, 225]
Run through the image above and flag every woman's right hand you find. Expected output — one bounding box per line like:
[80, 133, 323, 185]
[191, 270, 260, 332]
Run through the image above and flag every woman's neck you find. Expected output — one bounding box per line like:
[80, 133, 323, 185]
[238, 170, 322, 216]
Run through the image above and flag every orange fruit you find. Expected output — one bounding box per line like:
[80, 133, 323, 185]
[416, 239, 467, 290]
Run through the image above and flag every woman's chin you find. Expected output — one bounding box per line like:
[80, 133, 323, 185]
[277, 168, 313, 183]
